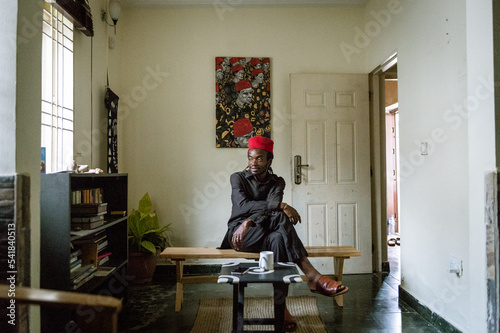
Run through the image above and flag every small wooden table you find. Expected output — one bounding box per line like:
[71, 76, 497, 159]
[218, 262, 302, 333]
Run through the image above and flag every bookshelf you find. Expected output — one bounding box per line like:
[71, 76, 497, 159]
[40, 173, 128, 331]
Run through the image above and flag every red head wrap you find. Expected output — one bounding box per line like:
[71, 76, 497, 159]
[250, 58, 260, 66]
[231, 64, 243, 73]
[235, 80, 252, 92]
[252, 69, 263, 77]
[233, 118, 253, 136]
[248, 136, 273, 154]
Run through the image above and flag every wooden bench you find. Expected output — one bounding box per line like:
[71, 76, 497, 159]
[159, 246, 361, 312]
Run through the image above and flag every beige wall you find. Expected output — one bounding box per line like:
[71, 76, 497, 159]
[74, 0, 113, 170]
[110, 5, 367, 247]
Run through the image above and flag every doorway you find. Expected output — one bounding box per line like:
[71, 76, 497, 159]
[384, 64, 400, 280]
[369, 53, 400, 275]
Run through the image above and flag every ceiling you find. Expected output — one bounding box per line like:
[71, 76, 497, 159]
[121, 0, 368, 6]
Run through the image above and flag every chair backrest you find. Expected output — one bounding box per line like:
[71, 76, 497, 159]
[0, 285, 122, 333]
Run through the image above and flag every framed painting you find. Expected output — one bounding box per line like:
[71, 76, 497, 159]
[215, 57, 271, 148]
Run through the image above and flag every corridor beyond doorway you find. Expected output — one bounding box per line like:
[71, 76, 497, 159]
[384, 63, 401, 278]
[388, 242, 401, 281]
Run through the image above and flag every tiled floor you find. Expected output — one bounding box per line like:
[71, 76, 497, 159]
[119, 245, 443, 332]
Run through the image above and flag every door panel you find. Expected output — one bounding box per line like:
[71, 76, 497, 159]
[307, 203, 328, 246]
[337, 121, 356, 184]
[306, 121, 327, 184]
[291, 73, 371, 274]
[338, 202, 358, 248]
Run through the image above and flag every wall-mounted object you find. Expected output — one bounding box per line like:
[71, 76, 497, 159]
[101, 0, 121, 34]
[215, 57, 272, 148]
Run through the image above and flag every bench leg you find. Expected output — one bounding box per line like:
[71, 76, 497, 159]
[333, 257, 345, 307]
[175, 260, 184, 312]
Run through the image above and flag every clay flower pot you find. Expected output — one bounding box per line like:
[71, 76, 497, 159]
[128, 252, 157, 284]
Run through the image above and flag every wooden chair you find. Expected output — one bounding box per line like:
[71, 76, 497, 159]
[0, 285, 122, 333]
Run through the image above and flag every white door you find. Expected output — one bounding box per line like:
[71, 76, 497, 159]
[291, 73, 371, 274]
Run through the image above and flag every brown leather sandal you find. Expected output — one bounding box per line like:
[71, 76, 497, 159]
[310, 275, 349, 297]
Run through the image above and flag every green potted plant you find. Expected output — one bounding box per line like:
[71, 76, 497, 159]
[128, 192, 171, 284]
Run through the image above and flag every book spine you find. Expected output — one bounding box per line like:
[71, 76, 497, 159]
[71, 188, 104, 204]
[70, 259, 82, 269]
[71, 272, 96, 290]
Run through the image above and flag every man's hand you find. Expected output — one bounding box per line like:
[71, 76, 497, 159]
[281, 202, 301, 225]
[232, 219, 253, 250]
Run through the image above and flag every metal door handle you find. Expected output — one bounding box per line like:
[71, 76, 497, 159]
[294, 155, 309, 184]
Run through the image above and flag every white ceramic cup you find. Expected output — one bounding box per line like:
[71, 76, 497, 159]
[259, 251, 274, 271]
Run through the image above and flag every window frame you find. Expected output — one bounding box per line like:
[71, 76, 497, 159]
[41, 2, 74, 173]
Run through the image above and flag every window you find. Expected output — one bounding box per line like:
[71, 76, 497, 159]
[41, 2, 74, 173]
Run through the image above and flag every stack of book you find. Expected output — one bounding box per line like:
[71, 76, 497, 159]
[71, 202, 108, 231]
[97, 248, 112, 266]
[70, 247, 97, 290]
[70, 264, 97, 290]
[70, 248, 82, 274]
[73, 230, 112, 267]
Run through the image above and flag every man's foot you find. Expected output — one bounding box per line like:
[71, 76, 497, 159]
[309, 275, 349, 297]
[284, 307, 297, 332]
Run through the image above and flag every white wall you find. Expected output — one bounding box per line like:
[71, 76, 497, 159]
[465, 0, 495, 331]
[112, 5, 367, 248]
[364, 0, 494, 331]
[15, 1, 43, 331]
[0, 2, 17, 175]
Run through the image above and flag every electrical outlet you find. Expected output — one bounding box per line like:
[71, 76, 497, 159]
[448, 256, 463, 277]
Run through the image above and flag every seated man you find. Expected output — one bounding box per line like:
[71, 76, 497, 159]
[220, 136, 348, 331]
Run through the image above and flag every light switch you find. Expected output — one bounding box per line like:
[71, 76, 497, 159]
[449, 256, 463, 277]
[420, 142, 428, 155]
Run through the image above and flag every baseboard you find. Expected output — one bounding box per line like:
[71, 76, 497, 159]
[398, 286, 462, 333]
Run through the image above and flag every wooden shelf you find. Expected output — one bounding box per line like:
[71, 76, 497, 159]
[40, 173, 128, 331]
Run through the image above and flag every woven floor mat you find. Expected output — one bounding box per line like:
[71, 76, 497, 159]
[191, 295, 327, 333]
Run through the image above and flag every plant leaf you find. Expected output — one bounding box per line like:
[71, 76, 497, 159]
[138, 192, 152, 214]
[128, 210, 141, 239]
[128, 193, 172, 253]
[140, 240, 157, 254]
